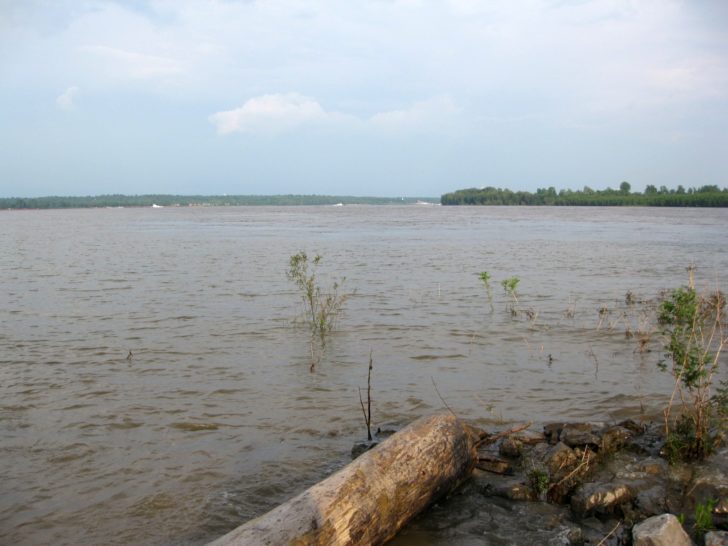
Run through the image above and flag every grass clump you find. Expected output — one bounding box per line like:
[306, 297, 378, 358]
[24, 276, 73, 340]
[527, 467, 550, 499]
[694, 498, 717, 537]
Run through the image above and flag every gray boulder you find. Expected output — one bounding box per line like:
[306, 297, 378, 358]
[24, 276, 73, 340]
[560, 423, 601, 448]
[632, 514, 691, 546]
[571, 482, 633, 517]
[705, 530, 728, 546]
[542, 441, 578, 476]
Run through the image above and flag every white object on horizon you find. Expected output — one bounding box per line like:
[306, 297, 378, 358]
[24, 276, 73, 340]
[332, 203, 344, 207]
[152, 203, 163, 208]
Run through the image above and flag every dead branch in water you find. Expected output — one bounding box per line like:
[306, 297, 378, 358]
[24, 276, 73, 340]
[475, 421, 532, 448]
[358, 351, 374, 441]
[595, 520, 622, 546]
[431, 376, 457, 417]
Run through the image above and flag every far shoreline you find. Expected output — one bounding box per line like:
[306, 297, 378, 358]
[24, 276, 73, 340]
[0, 194, 440, 210]
[4, 184, 728, 210]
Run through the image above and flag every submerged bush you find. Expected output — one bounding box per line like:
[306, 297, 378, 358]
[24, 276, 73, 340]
[287, 251, 348, 343]
[657, 270, 726, 461]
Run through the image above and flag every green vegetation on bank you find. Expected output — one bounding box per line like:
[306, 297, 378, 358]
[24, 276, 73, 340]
[0, 194, 437, 209]
[441, 183, 728, 206]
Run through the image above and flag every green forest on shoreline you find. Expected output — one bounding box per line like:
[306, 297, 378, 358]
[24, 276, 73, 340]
[0, 194, 436, 209]
[441, 183, 728, 206]
[4, 183, 728, 209]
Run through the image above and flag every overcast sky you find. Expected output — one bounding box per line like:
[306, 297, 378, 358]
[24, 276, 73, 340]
[1, 0, 727, 197]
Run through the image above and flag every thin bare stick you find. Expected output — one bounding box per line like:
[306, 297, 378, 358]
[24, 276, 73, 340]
[475, 422, 532, 448]
[358, 388, 371, 441]
[431, 376, 456, 417]
[549, 447, 593, 492]
[309, 336, 320, 372]
[596, 520, 622, 546]
[358, 351, 374, 441]
[367, 350, 373, 440]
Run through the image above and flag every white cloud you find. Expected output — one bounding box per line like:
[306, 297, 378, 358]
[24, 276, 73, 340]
[209, 93, 353, 134]
[56, 86, 79, 110]
[210, 93, 460, 135]
[369, 96, 459, 128]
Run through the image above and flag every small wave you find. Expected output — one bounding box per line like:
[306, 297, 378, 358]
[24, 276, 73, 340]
[209, 388, 244, 395]
[80, 390, 115, 398]
[410, 353, 466, 360]
[1, 404, 35, 411]
[128, 493, 176, 517]
[59, 403, 94, 410]
[108, 420, 143, 430]
[46, 443, 95, 463]
[169, 422, 220, 431]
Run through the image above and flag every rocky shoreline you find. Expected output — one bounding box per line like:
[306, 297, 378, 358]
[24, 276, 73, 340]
[354, 418, 727, 545]
[469, 419, 727, 545]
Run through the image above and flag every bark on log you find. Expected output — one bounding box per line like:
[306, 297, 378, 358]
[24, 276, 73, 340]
[207, 412, 479, 546]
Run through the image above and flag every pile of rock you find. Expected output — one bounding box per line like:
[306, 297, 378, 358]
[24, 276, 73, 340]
[473, 420, 728, 545]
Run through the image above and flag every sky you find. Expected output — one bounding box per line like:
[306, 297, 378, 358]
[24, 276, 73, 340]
[1, 0, 727, 198]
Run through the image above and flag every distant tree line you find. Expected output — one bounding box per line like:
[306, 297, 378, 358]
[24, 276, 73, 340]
[0, 194, 436, 210]
[441, 183, 728, 207]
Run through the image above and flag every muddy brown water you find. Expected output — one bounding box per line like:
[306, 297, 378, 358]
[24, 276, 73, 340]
[2, 205, 727, 545]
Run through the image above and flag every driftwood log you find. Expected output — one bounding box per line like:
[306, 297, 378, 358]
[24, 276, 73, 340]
[207, 412, 480, 546]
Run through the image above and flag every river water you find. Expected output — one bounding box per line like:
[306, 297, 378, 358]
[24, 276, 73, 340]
[2, 205, 727, 545]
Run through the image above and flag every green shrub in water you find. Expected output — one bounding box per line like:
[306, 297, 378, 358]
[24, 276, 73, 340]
[657, 268, 726, 461]
[287, 252, 348, 343]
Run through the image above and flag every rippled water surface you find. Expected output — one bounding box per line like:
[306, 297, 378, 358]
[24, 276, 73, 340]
[2, 205, 727, 545]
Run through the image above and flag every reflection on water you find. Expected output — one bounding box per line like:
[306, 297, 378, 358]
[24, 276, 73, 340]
[1, 205, 727, 545]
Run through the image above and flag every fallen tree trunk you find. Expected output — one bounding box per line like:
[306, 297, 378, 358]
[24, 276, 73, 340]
[207, 412, 480, 546]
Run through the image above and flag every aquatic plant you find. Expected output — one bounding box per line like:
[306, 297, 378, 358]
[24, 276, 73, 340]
[593, 291, 658, 352]
[658, 267, 726, 460]
[501, 276, 520, 303]
[287, 251, 348, 345]
[498, 276, 521, 317]
[596, 305, 610, 330]
[478, 271, 494, 311]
